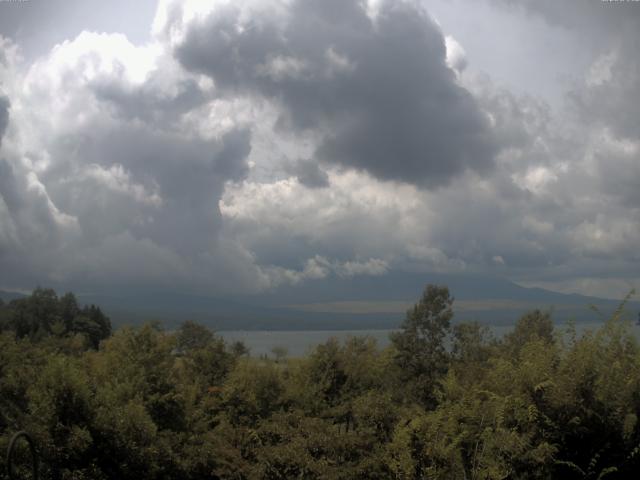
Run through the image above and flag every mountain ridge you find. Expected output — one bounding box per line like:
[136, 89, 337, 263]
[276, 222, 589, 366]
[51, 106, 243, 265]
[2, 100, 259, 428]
[74, 273, 638, 330]
[3, 276, 636, 331]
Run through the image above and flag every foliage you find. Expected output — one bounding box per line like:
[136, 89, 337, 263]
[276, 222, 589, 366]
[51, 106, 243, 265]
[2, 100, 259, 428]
[390, 284, 454, 408]
[0, 288, 111, 348]
[1, 285, 640, 479]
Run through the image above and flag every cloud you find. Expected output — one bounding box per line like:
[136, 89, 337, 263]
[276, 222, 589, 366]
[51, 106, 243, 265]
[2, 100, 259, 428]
[217, 53, 640, 298]
[162, 0, 499, 187]
[489, 0, 640, 32]
[569, 42, 640, 141]
[0, 0, 639, 300]
[283, 159, 329, 188]
[261, 255, 389, 288]
[497, 1, 640, 210]
[444, 35, 467, 75]
[220, 171, 431, 268]
[0, 23, 395, 295]
[489, 0, 640, 140]
[0, 95, 8, 145]
[0, 0, 158, 60]
[0, 32, 255, 293]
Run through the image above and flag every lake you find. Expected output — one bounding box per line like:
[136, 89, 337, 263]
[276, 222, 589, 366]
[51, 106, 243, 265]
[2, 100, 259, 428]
[219, 321, 640, 357]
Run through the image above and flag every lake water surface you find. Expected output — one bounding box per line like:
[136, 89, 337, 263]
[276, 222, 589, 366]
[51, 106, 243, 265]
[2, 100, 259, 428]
[219, 321, 640, 357]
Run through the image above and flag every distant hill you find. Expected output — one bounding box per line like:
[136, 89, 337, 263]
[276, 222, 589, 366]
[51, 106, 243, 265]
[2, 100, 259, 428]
[76, 273, 640, 331]
[0, 289, 26, 302]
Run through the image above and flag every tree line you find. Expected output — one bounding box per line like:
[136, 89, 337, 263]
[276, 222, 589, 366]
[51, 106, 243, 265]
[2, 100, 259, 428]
[1, 285, 639, 479]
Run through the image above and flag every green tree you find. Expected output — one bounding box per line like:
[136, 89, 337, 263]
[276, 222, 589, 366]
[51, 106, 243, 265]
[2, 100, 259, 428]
[221, 359, 285, 427]
[451, 321, 495, 386]
[8, 287, 61, 339]
[73, 305, 112, 349]
[0, 299, 10, 332]
[2, 288, 111, 348]
[390, 284, 454, 408]
[504, 309, 554, 356]
[230, 340, 250, 358]
[176, 320, 214, 352]
[271, 346, 288, 363]
[58, 292, 80, 333]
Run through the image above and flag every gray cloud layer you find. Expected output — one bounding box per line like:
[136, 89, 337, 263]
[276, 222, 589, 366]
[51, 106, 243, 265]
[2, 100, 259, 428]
[0, 95, 8, 145]
[0, 0, 639, 299]
[493, 0, 640, 31]
[0, 32, 258, 293]
[493, 0, 640, 208]
[171, 0, 498, 187]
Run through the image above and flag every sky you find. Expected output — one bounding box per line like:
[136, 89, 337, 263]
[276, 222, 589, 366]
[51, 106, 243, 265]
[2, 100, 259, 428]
[0, 0, 639, 301]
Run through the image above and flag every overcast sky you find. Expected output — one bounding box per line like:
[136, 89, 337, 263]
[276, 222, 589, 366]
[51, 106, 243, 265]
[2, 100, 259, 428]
[0, 0, 639, 299]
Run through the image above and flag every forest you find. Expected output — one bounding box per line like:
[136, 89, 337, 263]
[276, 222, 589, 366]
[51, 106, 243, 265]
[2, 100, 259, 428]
[1, 285, 639, 479]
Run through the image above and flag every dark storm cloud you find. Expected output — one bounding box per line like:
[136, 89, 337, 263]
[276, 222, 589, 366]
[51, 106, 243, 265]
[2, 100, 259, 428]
[0, 96, 9, 146]
[171, 0, 498, 187]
